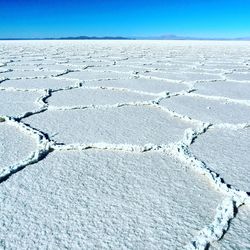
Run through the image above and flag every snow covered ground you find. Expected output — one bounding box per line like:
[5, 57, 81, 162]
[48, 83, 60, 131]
[0, 40, 249, 249]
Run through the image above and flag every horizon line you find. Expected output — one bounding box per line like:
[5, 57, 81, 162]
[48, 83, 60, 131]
[0, 34, 250, 41]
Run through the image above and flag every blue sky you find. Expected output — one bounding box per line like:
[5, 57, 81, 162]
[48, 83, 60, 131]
[0, 0, 250, 38]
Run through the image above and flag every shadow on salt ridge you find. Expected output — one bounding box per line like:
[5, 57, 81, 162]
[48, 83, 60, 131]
[210, 206, 250, 250]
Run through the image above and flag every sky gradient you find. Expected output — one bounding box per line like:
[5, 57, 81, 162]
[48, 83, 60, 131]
[0, 0, 250, 38]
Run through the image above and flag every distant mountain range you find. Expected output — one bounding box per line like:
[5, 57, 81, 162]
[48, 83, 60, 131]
[1, 35, 250, 40]
[135, 34, 250, 40]
[60, 36, 131, 40]
[0, 36, 131, 40]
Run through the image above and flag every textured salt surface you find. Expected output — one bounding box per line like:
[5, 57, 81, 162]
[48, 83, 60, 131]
[210, 206, 250, 250]
[1, 78, 76, 90]
[0, 70, 59, 79]
[160, 95, 250, 124]
[195, 81, 250, 100]
[0, 40, 249, 249]
[0, 91, 41, 117]
[0, 123, 37, 167]
[48, 88, 157, 107]
[191, 127, 250, 192]
[84, 78, 189, 94]
[0, 150, 224, 250]
[58, 70, 129, 81]
[23, 106, 193, 145]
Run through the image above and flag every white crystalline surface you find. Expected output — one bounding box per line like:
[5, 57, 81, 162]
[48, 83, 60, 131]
[211, 206, 250, 250]
[1, 78, 76, 90]
[0, 91, 41, 117]
[226, 72, 250, 81]
[160, 95, 250, 124]
[49, 88, 157, 107]
[140, 71, 223, 82]
[84, 78, 189, 94]
[0, 69, 59, 79]
[23, 106, 192, 145]
[0, 151, 224, 249]
[59, 70, 128, 81]
[195, 81, 250, 100]
[0, 40, 250, 250]
[191, 127, 250, 191]
[0, 123, 37, 167]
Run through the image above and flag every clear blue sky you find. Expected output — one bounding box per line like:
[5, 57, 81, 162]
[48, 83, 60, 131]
[0, 0, 250, 38]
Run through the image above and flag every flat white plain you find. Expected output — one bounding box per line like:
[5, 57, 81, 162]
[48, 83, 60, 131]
[0, 40, 249, 250]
